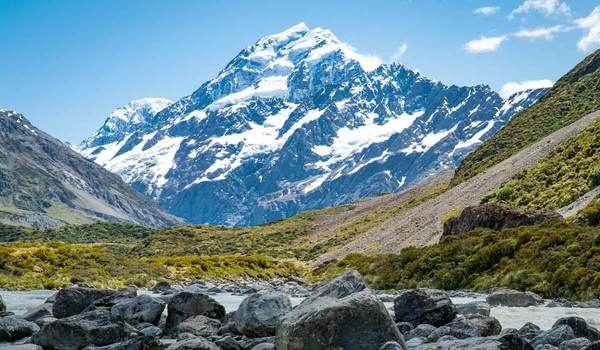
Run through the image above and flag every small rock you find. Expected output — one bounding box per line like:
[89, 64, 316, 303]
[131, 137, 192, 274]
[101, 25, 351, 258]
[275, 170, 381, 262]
[396, 322, 414, 334]
[394, 289, 457, 327]
[111, 294, 165, 325]
[251, 344, 275, 350]
[519, 322, 543, 341]
[233, 290, 292, 337]
[83, 335, 162, 350]
[175, 315, 222, 337]
[404, 324, 437, 341]
[22, 303, 53, 322]
[379, 341, 406, 350]
[456, 301, 491, 317]
[166, 291, 226, 332]
[559, 338, 592, 350]
[214, 335, 242, 350]
[486, 288, 543, 307]
[165, 336, 220, 350]
[52, 287, 117, 318]
[0, 316, 40, 342]
[532, 325, 576, 347]
[553, 317, 600, 341]
[427, 314, 501, 342]
[151, 281, 172, 293]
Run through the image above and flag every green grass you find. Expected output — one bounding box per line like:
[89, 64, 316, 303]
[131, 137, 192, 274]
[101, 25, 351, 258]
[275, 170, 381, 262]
[309, 222, 600, 300]
[484, 117, 600, 210]
[452, 49, 600, 186]
[577, 194, 600, 225]
[0, 242, 301, 290]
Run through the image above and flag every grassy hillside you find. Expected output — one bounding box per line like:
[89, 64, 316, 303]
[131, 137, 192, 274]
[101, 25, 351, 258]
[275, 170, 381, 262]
[452, 49, 600, 186]
[0, 222, 155, 243]
[310, 222, 600, 300]
[484, 118, 600, 210]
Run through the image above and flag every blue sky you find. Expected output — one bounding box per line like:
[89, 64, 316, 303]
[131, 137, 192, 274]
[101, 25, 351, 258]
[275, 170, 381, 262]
[1, 0, 599, 143]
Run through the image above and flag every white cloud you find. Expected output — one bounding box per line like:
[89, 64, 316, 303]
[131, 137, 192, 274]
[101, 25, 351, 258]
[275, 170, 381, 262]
[500, 79, 554, 99]
[474, 6, 500, 16]
[464, 35, 507, 53]
[390, 44, 408, 62]
[513, 25, 569, 40]
[509, 0, 571, 19]
[576, 6, 600, 51]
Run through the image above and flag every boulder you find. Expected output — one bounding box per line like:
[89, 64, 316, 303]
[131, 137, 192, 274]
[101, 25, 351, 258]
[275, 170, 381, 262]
[404, 324, 437, 341]
[151, 281, 171, 293]
[32, 309, 128, 349]
[532, 325, 576, 347]
[456, 301, 491, 316]
[22, 303, 53, 322]
[394, 289, 457, 327]
[275, 291, 404, 350]
[413, 333, 533, 349]
[111, 294, 165, 326]
[83, 335, 163, 350]
[553, 317, 600, 341]
[427, 314, 501, 342]
[486, 288, 543, 307]
[83, 288, 137, 312]
[443, 204, 561, 236]
[559, 338, 592, 350]
[519, 322, 543, 341]
[166, 291, 225, 332]
[165, 337, 220, 350]
[0, 316, 40, 342]
[308, 270, 367, 300]
[52, 287, 117, 318]
[380, 341, 407, 350]
[174, 315, 222, 337]
[233, 290, 292, 337]
[251, 344, 274, 350]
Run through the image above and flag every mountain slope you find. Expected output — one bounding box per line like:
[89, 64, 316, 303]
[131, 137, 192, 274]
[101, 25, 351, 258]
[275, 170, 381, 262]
[0, 110, 182, 228]
[79, 23, 546, 226]
[452, 49, 600, 185]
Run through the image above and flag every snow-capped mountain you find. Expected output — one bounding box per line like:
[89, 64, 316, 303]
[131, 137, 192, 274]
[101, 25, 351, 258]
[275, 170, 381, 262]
[78, 23, 547, 226]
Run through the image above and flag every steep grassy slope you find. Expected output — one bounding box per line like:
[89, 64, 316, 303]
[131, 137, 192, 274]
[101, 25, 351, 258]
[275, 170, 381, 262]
[485, 117, 600, 210]
[310, 222, 600, 300]
[0, 110, 181, 228]
[453, 49, 600, 185]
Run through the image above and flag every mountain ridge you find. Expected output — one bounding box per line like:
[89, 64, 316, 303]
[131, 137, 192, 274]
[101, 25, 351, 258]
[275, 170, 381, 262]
[0, 110, 182, 228]
[78, 24, 547, 226]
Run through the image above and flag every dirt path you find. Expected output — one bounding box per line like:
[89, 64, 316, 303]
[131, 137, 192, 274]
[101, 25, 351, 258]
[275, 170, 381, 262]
[557, 186, 600, 218]
[316, 109, 600, 264]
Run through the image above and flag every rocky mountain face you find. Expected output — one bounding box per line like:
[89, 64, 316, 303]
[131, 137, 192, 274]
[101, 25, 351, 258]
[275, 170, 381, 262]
[78, 23, 547, 226]
[0, 110, 182, 228]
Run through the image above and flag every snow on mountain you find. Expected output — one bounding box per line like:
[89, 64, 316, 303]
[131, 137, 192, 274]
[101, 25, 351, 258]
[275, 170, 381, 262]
[78, 24, 548, 226]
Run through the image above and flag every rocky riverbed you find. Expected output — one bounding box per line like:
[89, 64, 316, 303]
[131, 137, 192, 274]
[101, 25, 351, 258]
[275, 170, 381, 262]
[0, 271, 599, 349]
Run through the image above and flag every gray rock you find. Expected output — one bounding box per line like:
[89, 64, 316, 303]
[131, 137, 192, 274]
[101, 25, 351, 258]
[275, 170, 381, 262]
[52, 287, 117, 318]
[553, 317, 600, 341]
[427, 315, 501, 342]
[151, 281, 171, 293]
[501, 328, 519, 336]
[535, 345, 559, 350]
[309, 270, 367, 300]
[443, 204, 561, 236]
[214, 335, 242, 350]
[456, 301, 491, 317]
[233, 290, 292, 337]
[139, 325, 163, 338]
[405, 337, 426, 348]
[394, 289, 457, 327]
[437, 335, 458, 342]
[380, 341, 407, 350]
[166, 337, 220, 350]
[34, 316, 57, 328]
[0, 345, 42, 350]
[83, 335, 163, 350]
[405, 324, 437, 341]
[22, 303, 53, 322]
[532, 325, 576, 347]
[519, 323, 543, 341]
[175, 315, 221, 337]
[83, 288, 138, 312]
[32, 309, 127, 349]
[413, 333, 533, 349]
[111, 294, 165, 325]
[275, 291, 405, 350]
[166, 292, 225, 332]
[0, 316, 40, 342]
[583, 341, 600, 350]
[559, 338, 592, 350]
[251, 344, 274, 350]
[397, 322, 414, 334]
[486, 288, 543, 307]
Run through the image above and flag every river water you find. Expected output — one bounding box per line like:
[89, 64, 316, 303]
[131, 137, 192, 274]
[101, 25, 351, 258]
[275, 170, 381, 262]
[2, 290, 599, 331]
